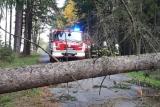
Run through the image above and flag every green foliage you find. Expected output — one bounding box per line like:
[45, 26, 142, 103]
[32, 0, 59, 25]
[0, 95, 12, 107]
[0, 54, 39, 68]
[59, 94, 77, 101]
[0, 88, 41, 107]
[0, 54, 40, 106]
[91, 47, 118, 57]
[143, 0, 159, 16]
[101, 47, 119, 56]
[99, 48, 114, 56]
[74, 0, 95, 16]
[129, 72, 160, 89]
[0, 44, 15, 63]
[112, 83, 130, 90]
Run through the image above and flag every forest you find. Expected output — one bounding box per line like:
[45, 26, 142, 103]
[0, 0, 159, 57]
[0, 0, 160, 107]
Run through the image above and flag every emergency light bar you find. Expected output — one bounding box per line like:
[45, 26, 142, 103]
[74, 26, 81, 31]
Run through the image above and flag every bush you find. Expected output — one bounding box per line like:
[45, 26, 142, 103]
[0, 44, 15, 63]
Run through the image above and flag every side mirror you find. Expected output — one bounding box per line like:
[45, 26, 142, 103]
[68, 33, 71, 36]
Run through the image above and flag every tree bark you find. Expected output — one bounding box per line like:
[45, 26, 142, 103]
[9, 4, 12, 48]
[14, 0, 23, 53]
[32, 19, 38, 52]
[0, 53, 160, 94]
[23, 0, 33, 56]
[5, 5, 7, 46]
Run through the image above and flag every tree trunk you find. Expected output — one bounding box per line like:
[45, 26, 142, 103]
[0, 8, 2, 22]
[14, 0, 23, 54]
[135, 38, 141, 55]
[9, 4, 12, 48]
[36, 32, 40, 52]
[5, 5, 7, 46]
[0, 53, 160, 94]
[23, 0, 33, 56]
[32, 19, 38, 52]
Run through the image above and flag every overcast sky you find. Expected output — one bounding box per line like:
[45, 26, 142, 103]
[56, 0, 66, 8]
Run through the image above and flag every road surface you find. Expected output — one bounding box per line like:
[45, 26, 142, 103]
[39, 54, 160, 107]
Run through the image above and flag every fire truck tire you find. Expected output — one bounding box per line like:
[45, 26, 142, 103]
[50, 57, 56, 63]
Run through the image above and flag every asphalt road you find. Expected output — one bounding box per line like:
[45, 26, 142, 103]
[39, 54, 160, 107]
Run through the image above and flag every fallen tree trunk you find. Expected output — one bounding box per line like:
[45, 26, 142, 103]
[0, 53, 160, 94]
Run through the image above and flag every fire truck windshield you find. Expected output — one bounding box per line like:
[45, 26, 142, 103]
[54, 31, 82, 41]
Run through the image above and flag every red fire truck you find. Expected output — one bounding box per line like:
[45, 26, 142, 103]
[49, 28, 91, 62]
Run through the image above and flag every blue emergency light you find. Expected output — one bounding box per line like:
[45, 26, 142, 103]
[73, 25, 81, 31]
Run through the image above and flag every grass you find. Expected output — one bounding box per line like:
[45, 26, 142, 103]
[93, 83, 131, 90]
[0, 54, 39, 68]
[0, 54, 45, 107]
[59, 94, 77, 102]
[112, 83, 131, 89]
[0, 89, 41, 107]
[0, 95, 12, 107]
[128, 71, 160, 89]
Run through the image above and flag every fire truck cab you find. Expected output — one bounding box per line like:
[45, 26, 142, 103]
[49, 28, 90, 62]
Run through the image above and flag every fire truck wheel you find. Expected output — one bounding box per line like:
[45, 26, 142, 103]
[50, 57, 56, 63]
